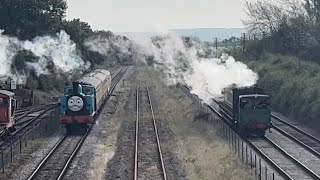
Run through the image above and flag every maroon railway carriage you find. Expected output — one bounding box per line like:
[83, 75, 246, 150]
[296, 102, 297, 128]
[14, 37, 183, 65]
[0, 90, 16, 131]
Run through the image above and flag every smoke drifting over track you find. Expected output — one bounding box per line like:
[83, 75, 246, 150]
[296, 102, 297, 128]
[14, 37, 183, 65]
[141, 34, 258, 103]
[0, 30, 89, 77]
[0, 28, 257, 101]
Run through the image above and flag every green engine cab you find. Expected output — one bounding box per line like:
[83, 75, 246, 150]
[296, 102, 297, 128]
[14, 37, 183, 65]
[237, 94, 271, 136]
[221, 86, 272, 137]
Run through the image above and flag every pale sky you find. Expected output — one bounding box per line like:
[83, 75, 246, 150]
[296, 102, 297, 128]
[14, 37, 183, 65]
[66, 0, 256, 32]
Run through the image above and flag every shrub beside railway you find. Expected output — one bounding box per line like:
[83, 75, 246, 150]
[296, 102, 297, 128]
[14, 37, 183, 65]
[242, 53, 320, 128]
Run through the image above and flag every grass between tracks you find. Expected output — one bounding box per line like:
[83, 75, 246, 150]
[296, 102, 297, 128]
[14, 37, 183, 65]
[141, 66, 253, 180]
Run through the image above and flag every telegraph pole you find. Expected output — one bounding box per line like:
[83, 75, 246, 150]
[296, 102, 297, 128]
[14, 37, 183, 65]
[242, 33, 246, 52]
[215, 37, 218, 58]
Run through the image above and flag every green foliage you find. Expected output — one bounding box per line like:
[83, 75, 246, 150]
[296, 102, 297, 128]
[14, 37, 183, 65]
[247, 53, 320, 126]
[11, 50, 39, 74]
[63, 19, 93, 44]
[0, 0, 67, 40]
[25, 76, 38, 90]
[243, 0, 320, 63]
[0, 0, 133, 92]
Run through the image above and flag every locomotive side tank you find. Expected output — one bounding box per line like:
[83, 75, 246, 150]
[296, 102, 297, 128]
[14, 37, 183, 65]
[59, 69, 111, 133]
[219, 85, 272, 136]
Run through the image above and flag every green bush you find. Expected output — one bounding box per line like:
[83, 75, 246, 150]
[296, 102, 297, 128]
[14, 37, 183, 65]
[247, 53, 320, 126]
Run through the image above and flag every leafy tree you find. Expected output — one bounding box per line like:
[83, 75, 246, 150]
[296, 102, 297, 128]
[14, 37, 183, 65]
[63, 18, 93, 44]
[0, 0, 67, 40]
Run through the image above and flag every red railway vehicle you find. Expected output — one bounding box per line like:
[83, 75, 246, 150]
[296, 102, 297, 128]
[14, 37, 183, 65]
[0, 90, 17, 132]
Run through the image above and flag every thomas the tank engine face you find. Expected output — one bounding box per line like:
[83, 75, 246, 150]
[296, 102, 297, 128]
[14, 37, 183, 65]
[59, 69, 112, 134]
[67, 96, 84, 112]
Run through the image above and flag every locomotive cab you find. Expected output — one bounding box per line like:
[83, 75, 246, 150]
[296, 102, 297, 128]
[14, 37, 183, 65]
[238, 94, 271, 136]
[220, 86, 272, 137]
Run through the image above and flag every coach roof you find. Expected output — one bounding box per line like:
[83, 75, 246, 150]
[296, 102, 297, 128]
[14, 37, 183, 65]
[0, 90, 14, 97]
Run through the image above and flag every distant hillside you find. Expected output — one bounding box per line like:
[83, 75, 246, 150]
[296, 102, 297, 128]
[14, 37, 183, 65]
[169, 28, 247, 41]
[117, 28, 247, 43]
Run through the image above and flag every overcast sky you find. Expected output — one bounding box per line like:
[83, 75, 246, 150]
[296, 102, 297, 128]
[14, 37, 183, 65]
[66, 0, 256, 32]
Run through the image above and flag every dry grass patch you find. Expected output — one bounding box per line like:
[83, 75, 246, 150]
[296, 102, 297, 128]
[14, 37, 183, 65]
[142, 66, 254, 180]
[175, 121, 253, 180]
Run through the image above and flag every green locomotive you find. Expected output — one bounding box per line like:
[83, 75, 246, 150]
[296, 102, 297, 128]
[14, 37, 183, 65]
[219, 85, 272, 136]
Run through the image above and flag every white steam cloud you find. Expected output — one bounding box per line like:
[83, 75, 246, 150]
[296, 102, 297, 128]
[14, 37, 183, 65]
[85, 35, 130, 55]
[143, 34, 258, 103]
[0, 32, 15, 76]
[84, 34, 134, 63]
[0, 30, 89, 77]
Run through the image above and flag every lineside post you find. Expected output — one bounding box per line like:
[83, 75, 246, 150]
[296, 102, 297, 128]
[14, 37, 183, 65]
[10, 141, 13, 163]
[259, 159, 262, 180]
[265, 166, 268, 180]
[1, 149, 4, 172]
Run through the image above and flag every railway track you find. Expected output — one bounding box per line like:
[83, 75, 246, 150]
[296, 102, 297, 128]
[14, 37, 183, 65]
[110, 67, 128, 93]
[271, 115, 320, 158]
[134, 85, 167, 180]
[27, 132, 89, 180]
[181, 84, 320, 179]
[27, 66, 129, 179]
[0, 103, 58, 139]
[14, 104, 58, 125]
[249, 136, 320, 179]
[208, 97, 320, 179]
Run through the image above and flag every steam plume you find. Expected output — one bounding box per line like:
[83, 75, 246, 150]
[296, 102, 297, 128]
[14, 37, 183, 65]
[142, 34, 258, 103]
[0, 30, 89, 78]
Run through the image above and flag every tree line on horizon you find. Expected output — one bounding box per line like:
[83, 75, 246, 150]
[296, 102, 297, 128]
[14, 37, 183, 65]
[240, 0, 320, 62]
[0, 0, 134, 91]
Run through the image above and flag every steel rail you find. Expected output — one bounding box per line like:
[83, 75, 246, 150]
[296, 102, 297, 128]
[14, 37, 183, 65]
[134, 86, 167, 180]
[264, 136, 320, 179]
[28, 67, 128, 179]
[134, 85, 139, 180]
[0, 104, 57, 147]
[11, 105, 58, 136]
[27, 136, 66, 180]
[14, 103, 58, 121]
[57, 128, 91, 180]
[272, 124, 320, 159]
[27, 129, 91, 180]
[205, 102, 294, 180]
[146, 86, 168, 180]
[272, 114, 320, 144]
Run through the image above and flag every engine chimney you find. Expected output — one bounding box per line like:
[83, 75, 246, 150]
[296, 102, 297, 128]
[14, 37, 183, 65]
[73, 82, 79, 93]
